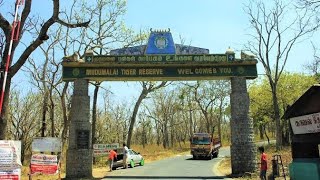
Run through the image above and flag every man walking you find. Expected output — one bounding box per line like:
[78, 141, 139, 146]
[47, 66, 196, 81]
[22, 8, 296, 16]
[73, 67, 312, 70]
[258, 146, 267, 180]
[123, 143, 129, 169]
[108, 149, 117, 172]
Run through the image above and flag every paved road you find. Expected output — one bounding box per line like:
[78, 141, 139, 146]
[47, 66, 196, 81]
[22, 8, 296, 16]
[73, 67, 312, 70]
[102, 147, 231, 180]
[102, 141, 273, 180]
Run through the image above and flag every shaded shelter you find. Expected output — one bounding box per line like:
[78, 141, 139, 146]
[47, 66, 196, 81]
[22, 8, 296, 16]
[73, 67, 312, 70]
[283, 84, 320, 179]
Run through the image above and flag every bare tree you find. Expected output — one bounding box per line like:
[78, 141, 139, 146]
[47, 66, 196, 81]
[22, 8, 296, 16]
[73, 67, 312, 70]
[0, 0, 90, 139]
[65, 0, 147, 149]
[244, 0, 320, 150]
[304, 43, 320, 81]
[127, 81, 168, 147]
[7, 90, 42, 163]
[146, 90, 180, 149]
[297, 0, 320, 10]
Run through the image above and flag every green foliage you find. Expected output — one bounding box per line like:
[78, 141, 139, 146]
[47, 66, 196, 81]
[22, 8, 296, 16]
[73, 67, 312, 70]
[249, 72, 317, 127]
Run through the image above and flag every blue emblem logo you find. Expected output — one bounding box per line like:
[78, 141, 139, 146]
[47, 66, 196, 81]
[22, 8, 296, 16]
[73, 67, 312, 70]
[154, 36, 168, 50]
[145, 29, 176, 54]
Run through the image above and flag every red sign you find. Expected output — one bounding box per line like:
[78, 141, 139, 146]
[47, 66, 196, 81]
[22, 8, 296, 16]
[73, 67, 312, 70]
[0, 169, 20, 180]
[30, 164, 58, 175]
[30, 154, 58, 175]
[0, 175, 19, 180]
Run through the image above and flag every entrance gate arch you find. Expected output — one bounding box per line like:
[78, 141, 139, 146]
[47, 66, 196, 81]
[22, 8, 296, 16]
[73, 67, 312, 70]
[62, 29, 258, 178]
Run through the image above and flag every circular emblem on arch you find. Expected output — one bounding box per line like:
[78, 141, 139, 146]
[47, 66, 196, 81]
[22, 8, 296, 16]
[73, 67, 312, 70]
[72, 68, 80, 77]
[237, 67, 245, 74]
[154, 36, 168, 49]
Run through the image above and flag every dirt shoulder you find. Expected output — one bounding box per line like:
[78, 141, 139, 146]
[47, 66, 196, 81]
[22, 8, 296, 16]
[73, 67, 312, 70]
[217, 144, 292, 179]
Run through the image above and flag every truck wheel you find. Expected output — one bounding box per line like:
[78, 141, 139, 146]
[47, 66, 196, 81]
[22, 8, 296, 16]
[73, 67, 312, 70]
[193, 155, 198, 160]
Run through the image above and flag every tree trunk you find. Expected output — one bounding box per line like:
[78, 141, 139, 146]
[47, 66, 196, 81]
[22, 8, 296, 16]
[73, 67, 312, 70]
[41, 91, 49, 137]
[218, 99, 223, 142]
[91, 84, 99, 148]
[127, 91, 146, 148]
[0, 76, 12, 140]
[189, 109, 193, 137]
[271, 84, 282, 150]
[263, 125, 270, 144]
[259, 124, 264, 140]
[60, 82, 69, 147]
[163, 123, 169, 149]
[50, 97, 55, 137]
[156, 123, 160, 146]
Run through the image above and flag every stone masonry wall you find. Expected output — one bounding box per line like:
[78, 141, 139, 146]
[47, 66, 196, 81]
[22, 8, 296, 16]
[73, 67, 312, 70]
[230, 77, 257, 175]
[66, 79, 93, 179]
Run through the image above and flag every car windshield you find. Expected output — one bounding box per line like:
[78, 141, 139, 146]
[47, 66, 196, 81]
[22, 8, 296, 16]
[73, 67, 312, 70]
[192, 136, 210, 145]
[128, 149, 136, 155]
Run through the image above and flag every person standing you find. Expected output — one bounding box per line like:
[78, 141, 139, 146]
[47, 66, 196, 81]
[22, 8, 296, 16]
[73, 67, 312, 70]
[108, 149, 117, 172]
[123, 143, 129, 169]
[258, 146, 267, 180]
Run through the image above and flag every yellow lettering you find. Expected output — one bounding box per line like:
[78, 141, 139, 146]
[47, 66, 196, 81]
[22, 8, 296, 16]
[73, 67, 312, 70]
[138, 69, 163, 75]
[195, 68, 214, 74]
[219, 68, 232, 73]
[177, 69, 194, 75]
[86, 69, 119, 75]
[121, 69, 136, 75]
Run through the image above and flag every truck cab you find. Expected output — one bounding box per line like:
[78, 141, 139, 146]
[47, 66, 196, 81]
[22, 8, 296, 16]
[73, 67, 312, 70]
[190, 133, 221, 160]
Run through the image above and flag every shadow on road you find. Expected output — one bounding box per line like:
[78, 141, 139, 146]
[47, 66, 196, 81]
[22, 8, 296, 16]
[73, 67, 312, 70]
[104, 175, 228, 179]
[185, 157, 213, 161]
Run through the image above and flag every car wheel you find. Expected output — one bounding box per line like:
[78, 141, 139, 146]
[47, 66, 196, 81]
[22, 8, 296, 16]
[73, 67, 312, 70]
[213, 150, 219, 158]
[112, 167, 116, 170]
[130, 159, 135, 168]
[140, 158, 145, 166]
[209, 153, 213, 160]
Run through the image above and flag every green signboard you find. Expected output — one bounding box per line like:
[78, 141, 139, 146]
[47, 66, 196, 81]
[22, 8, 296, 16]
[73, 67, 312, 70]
[85, 54, 229, 63]
[62, 63, 257, 81]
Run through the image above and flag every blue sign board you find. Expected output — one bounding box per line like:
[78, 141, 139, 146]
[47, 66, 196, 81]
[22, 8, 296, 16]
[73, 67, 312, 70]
[145, 30, 176, 54]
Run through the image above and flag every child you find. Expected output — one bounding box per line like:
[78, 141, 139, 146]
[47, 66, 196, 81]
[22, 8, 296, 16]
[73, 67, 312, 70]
[258, 146, 267, 180]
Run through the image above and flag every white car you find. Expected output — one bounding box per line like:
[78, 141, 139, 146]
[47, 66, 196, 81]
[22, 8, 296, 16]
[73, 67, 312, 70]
[112, 149, 145, 170]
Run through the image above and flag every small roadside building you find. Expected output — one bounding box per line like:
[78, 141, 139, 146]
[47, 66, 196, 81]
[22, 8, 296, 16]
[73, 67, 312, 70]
[283, 84, 320, 180]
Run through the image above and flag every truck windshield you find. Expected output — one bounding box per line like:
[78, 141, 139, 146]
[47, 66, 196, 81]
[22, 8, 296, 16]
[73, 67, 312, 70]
[192, 137, 210, 145]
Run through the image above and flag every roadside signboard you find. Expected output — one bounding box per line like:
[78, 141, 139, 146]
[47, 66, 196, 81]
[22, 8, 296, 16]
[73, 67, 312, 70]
[30, 154, 59, 175]
[0, 141, 21, 180]
[93, 143, 119, 157]
[0, 141, 21, 170]
[32, 137, 62, 152]
[63, 63, 257, 81]
[290, 112, 320, 134]
[0, 169, 20, 180]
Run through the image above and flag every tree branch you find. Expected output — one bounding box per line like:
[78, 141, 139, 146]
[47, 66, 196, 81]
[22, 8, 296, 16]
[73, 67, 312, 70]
[11, 0, 90, 76]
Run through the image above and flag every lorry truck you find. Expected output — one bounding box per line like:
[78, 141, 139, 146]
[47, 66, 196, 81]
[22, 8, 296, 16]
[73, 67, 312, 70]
[190, 132, 221, 160]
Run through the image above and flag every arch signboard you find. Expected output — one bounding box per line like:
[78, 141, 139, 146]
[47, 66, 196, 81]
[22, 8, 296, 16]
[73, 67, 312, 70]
[62, 29, 257, 81]
[62, 54, 257, 81]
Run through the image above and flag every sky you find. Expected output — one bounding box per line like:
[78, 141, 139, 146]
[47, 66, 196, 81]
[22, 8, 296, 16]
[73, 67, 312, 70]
[115, 0, 319, 101]
[3, 0, 320, 103]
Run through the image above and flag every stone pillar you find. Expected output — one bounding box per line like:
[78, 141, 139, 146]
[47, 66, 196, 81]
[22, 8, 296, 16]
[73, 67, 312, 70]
[66, 79, 93, 179]
[230, 77, 257, 175]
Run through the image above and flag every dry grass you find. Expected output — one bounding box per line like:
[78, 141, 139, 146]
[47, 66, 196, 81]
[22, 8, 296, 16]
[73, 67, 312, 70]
[20, 143, 191, 179]
[130, 143, 190, 162]
[218, 144, 292, 179]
